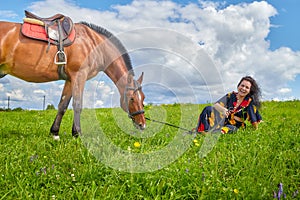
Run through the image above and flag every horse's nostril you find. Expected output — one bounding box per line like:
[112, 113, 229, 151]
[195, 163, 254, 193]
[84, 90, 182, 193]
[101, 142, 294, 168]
[139, 123, 146, 130]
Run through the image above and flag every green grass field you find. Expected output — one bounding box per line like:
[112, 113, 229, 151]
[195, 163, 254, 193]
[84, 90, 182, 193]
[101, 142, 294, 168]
[0, 101, 299, 199]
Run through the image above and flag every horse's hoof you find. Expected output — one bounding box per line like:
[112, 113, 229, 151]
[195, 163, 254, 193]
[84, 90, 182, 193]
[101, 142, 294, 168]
[72, 132, 80, 138]
[53, 135, 60, 140]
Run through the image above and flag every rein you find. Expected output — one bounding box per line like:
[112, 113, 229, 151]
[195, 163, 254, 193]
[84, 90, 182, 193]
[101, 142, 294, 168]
[145, 117, 194, 134]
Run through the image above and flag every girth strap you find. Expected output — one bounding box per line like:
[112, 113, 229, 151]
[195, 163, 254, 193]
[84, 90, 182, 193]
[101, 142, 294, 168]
[57, 65, 68, 80]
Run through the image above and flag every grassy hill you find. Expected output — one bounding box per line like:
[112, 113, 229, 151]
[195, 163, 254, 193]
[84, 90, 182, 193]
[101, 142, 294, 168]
[0, 101, 299, 199]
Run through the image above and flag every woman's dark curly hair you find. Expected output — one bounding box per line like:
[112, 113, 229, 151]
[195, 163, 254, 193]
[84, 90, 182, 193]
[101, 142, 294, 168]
[237, 76, 262, 108]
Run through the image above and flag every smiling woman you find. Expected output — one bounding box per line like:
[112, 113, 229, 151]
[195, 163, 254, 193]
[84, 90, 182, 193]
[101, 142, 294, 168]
[195, 76, 262, 134]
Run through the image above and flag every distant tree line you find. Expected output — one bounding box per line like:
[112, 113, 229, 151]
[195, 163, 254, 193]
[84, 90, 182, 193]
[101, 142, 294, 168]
[0, 104, 56, 112]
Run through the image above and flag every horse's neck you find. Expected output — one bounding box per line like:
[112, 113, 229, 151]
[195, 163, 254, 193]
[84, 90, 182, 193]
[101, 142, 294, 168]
[105, 64, 129, 95]
[84, 24, 131, 96]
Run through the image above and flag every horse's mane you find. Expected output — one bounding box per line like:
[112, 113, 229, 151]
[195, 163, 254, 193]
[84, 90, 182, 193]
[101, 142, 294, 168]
[80, 22, 134, 75]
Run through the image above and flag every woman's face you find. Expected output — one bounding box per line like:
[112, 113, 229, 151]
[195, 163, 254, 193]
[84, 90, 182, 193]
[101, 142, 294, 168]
[237, 80, 251, 97]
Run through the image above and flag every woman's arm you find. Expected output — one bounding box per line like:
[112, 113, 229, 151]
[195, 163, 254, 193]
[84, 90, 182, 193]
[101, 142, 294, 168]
[246, 101, 262, 129]
[213, 102, 230, 118]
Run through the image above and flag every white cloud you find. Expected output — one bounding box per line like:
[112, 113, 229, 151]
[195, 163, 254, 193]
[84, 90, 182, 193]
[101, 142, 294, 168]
[1, 0, 300, 109]
[33, 89, 46, 95]
[0, 84, 4, 92]
[6, 89, 25, 101]
[0, 10, 18, 19]
[279, 87, 291, 94]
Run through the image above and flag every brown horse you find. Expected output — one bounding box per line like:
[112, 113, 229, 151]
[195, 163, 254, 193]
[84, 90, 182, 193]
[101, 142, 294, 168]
[0, 19, 146, 139]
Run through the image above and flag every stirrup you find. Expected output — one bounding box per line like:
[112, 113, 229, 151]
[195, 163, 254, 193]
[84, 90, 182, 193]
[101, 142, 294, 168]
[54, 50, 67, 65]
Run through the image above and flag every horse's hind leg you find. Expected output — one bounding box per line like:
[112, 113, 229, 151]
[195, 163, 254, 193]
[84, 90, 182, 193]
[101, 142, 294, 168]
[50, 80, 72, 139]
[71, 73, 87, 137]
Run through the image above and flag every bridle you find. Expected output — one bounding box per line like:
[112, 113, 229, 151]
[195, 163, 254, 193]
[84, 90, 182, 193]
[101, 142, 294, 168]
[123, 80, 145, 120]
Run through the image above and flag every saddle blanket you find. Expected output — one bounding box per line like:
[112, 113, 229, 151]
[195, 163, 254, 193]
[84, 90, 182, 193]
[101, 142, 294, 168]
[21, 21, 76, 46]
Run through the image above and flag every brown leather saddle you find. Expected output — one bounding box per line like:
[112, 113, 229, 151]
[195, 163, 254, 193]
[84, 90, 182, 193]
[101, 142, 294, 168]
[21, 11, 76, 79]
[23, 10, 75, 46]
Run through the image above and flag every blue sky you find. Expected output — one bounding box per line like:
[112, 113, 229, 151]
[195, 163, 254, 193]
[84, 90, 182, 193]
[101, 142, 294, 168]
[0, 0, 299, 109]
[3, 0, 298, 50]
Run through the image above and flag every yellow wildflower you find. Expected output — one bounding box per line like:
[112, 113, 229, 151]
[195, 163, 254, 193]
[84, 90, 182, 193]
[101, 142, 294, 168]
[134, 142, 141, 148]
[193, 139, 200, 146]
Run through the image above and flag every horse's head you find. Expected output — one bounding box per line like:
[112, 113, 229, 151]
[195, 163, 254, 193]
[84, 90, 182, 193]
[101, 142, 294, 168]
[122, 72, 146, 130]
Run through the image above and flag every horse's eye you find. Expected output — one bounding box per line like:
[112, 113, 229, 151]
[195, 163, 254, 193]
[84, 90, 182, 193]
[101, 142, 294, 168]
[130, 97, 134, 102]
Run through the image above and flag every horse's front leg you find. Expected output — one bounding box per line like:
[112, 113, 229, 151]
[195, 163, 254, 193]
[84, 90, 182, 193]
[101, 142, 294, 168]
[50, 80, 72, 139]
[71, 73, 87, 137]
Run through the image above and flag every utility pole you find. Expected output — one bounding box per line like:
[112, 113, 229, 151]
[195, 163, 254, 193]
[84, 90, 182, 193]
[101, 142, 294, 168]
[43, 95, 46, 110]
[7, 96, 10, 110]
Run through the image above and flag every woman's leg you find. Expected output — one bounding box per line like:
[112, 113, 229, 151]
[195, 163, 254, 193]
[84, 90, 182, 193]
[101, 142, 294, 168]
[196, 106, 214, 132]
[221, 124, 238, 134]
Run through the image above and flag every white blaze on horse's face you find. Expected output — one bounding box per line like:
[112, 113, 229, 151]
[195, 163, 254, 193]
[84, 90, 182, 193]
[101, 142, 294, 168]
[123, 73, 146, 130]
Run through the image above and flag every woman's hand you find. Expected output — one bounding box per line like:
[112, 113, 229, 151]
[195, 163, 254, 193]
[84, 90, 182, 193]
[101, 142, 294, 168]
[213, 103, 230, 118]
[224, 109, 231, 118]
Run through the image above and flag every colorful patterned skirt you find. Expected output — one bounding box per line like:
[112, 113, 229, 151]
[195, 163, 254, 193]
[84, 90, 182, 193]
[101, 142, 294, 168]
[196, 106, 239, 134]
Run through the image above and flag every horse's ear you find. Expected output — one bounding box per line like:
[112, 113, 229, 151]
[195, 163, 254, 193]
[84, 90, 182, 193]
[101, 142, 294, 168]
[137, 72, 144, 84]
